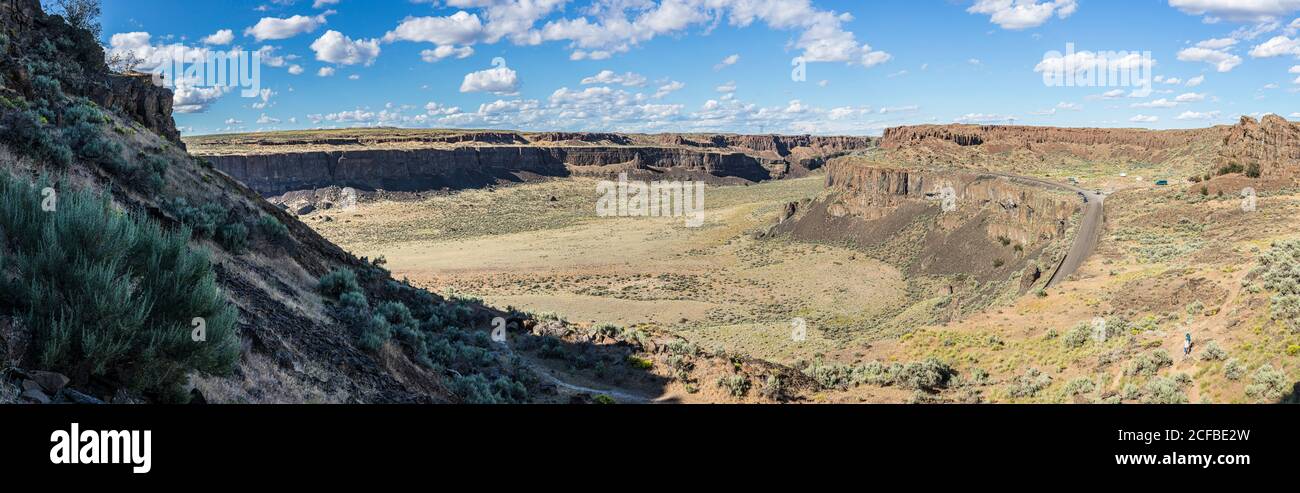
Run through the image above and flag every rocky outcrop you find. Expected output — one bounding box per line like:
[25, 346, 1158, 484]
[1217, 115, 1300, 179]
[0, 0, 181, 145]
[91, 71, 181, 144]
[879, 123, 1233, 170]
[878, 118, 1300, 184]
[882, 124, 1218, 152]
[823, 159, 1079, 245]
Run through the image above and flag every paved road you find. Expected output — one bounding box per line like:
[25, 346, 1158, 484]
[982, 172, 1105, 288]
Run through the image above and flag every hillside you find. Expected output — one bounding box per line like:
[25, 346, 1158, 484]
[0, 0, 809, 404]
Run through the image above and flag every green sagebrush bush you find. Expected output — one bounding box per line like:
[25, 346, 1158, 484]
[1245, 364, 1288, 403]
[164, 197, 248, 253]
[0, 109, 73, 168]
[717, 374, 751, 398]
[215, 220, 248, 254]
[1007, 368, 1052, 398]
[1199, 340, 1228, 361]
[1140, 376, 1189, 404]
[165, 197, 226, 239]
[318, 268, 362, 299]
[256, 214, 290, 245]
[1256, 240, 1300, 332]
[1223, 358, 1246, 381]
[1126, 349, 1173, 377]
[0, 173, 238, 400]
[316, 266, 529, 402]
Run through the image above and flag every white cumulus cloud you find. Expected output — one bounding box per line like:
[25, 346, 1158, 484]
[311, 30, 381, 66]
[245, 11, 333, 42]
[968, 0, 1078, 30]
[461, 64, 520, 94]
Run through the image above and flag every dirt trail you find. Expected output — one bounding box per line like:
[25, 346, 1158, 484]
[530, 362, 660, 404]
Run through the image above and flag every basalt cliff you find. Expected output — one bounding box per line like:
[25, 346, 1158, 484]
[879, 116, 1300, 182]
[185, 129, 877, 196]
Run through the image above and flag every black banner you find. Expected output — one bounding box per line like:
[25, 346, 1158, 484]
[0, 404, 1289, 482]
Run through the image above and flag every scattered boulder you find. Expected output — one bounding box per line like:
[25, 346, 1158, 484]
[1020, 264, 1043, 292]
[30, 370, 69, 394]
[295, 204, 316, 215]
[60, 388, 105, 405]
[20, 388, 50, 404]
[780, 202, 798, 222]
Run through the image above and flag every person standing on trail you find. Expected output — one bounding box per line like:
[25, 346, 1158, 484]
[1184, 333, 1193, 357]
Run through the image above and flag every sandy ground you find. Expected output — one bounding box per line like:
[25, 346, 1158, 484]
[312, 175, 906, 365]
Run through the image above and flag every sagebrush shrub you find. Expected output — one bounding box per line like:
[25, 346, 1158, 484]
[256, 214, 290, 245]
[1223, 358, 1245, 380]
[1062, 377, 1096, 396]
[0, 109, 73, 167]
[1007, 368, 1052, 398]
[1245, 364, 1288, 402]
[896, 358, 954, 391]
[0, 173, 238, 399]
[1199, 340, 1227, 361]
[318, 268, 362, 298]
[450, 374, 527, 404]
[1256, 241, 1300, 332]
[1062, 323, 1090, 349]
[1140, 376, 1188, 404]
[1126, 349, 1173, 377]
[215, 221, 248, 254]
[759, 374, 788, 401]
[165, 197, 226, 239]
[717, 374, 751, 398]
[1121, 383, 1140, 400]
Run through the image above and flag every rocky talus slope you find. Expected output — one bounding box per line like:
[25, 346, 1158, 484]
[771, 156, 1083, 320]
[185, 130, 876, 196]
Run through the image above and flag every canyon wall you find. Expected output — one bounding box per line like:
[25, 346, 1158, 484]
[879, 117, 1300, 184]
[822, 159, 1080, 246]
[881, 124, 1217, 151]
[191, 132, 877, 196]
[204, 145, 797, 195]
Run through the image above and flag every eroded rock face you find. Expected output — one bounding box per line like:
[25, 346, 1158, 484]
[879, 117, 1300, 184]
[881, 124, 1219, 152]
[91, 72, 181, 145]
[823, 160, 1079, 245]
[190, 132, 877, 195]
[1218, 115, 1300, 179]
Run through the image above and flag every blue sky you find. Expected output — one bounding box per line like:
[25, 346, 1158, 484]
[96, 0, 1300, 136]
